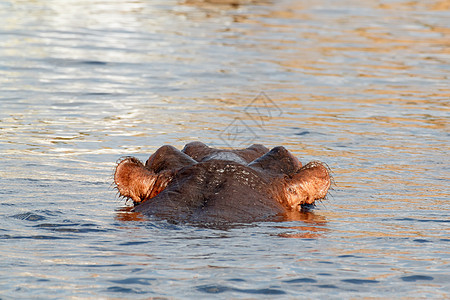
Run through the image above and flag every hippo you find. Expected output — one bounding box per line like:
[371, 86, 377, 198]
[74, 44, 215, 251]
[114, 142, 331, 223]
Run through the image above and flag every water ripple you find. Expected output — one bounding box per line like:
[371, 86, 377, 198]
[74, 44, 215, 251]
[0, 0, 448, 298]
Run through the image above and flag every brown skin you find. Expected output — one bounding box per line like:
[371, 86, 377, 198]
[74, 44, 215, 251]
[114, 142, 331, 223]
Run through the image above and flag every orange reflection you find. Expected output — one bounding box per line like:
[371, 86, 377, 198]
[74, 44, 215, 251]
[277, 222, 329, 239]
[182, 0, 271, 9]
[379, 0, 450, 11]
[277, 209, 329, 239]
[115, 202, 329, 237]
[430, 0, 450, 10]
[115, 206, 148, 222]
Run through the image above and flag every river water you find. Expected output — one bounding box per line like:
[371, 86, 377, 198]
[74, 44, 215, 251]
[0, 0, 449, 298]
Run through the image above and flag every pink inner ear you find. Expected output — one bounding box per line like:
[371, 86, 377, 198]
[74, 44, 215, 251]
[114, 157, 157, 204]
[281, 161, 331, 208]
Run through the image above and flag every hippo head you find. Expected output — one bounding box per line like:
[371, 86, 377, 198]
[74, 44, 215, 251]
[114, 142, 331, 223]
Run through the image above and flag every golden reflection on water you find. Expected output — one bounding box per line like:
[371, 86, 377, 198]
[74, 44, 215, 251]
[115, 213, 330, 239]
[210, 0, 450, 102]
[115, 206, 148, 222]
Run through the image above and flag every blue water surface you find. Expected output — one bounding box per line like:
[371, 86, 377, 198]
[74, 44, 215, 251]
[0, 0, 449, 298]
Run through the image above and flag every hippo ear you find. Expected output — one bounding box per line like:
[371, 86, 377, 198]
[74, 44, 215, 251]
[115, 157, 170, 204]
[282, 161, 331, 208]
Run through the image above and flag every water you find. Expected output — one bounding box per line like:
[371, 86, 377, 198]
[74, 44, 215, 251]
[0, 0, 449, 298]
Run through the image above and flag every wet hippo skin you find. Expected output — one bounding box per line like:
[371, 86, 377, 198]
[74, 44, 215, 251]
[114, 142, 331, 223]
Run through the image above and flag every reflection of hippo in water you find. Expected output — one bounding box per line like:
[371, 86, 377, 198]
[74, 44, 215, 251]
[114, 142, 331, 223]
